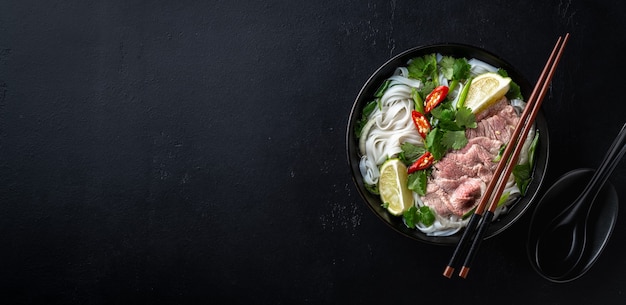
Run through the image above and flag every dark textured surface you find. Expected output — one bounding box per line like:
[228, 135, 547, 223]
[1, 0, 626, 304]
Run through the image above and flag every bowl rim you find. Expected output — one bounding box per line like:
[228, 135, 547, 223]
[346, 43, 550, 245]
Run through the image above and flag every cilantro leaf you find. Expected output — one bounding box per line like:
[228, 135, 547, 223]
[425, 128, 446, 160]
[439, 56, 471, 82]
[431, 102, 476, 132]
[439, 56, 456, 80]
[419, 81, 436, 100]
[442, 57, 471, 93]
[408, 54, 438, 82]
[496, 68, 509, 77]
[452, 58, 472, 81]
[403, 206, 418, 229]
[407, 169, 430, 196]
[403, 205, 436, 228]
[455, 106, 477, 129]
[442, 130, 468, 150]
[507, 81, 523, 100]
[431, 101, 456, 123]
[497, 68, 523, 100]
[399, 142, 427, 166]
[418, 206, 435, 226]
[425, 102, 478, 157]
[402, 187, 436, 228]
[437, 119, 463, 131]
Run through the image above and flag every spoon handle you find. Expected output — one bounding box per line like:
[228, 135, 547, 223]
[580, 123, 626, 206]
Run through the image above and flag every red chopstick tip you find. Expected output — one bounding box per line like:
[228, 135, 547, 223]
[459, 267, 470, 279]
[443, 266, 454, 278]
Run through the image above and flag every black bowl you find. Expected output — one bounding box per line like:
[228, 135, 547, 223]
[346, 44, 550, 245]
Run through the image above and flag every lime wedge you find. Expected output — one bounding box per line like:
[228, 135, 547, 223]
[379, 159, 414, 216]
[464, 72, 511, 114]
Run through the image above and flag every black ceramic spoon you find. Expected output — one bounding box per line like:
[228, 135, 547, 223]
[531, 123, 626, 281]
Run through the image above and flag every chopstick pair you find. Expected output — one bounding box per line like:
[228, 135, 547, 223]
[443, 33, 571, 279]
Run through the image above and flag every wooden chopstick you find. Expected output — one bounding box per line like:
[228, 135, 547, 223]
[443, 33, 570, 279]
[457, 33, 571, 278]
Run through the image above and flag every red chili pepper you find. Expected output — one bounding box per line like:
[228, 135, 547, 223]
[411, 110, 430, 139]
[407, 151, 434, 174]
[424, 85, 449, 113]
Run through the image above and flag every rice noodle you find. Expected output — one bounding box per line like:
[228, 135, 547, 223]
[358, 55, 536, 236]
[359, 83, 423, 185]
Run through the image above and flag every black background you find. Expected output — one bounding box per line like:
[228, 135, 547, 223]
[2, 0, 626, 304]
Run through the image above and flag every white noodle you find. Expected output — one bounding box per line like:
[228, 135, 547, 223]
[388, 67, 423, 88]
[358, 55, 536, 236]
[468, 58, 498, 75]
[359, 83, 423, 185]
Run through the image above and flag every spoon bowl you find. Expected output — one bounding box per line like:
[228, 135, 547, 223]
[528, 123, 626, 282]
[527, 168, 618, 282]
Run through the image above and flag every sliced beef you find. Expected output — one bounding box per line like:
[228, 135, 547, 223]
[431, 177, 465, 193]
[467, 115, 513, 143]
[475, 97, 508, 121]
[420, 97, 520, 217]
[448, 178, 485, 215]
[464, 136, 504, 155]
[422, 182, 452, 216]
[467, 102, 519, 143]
